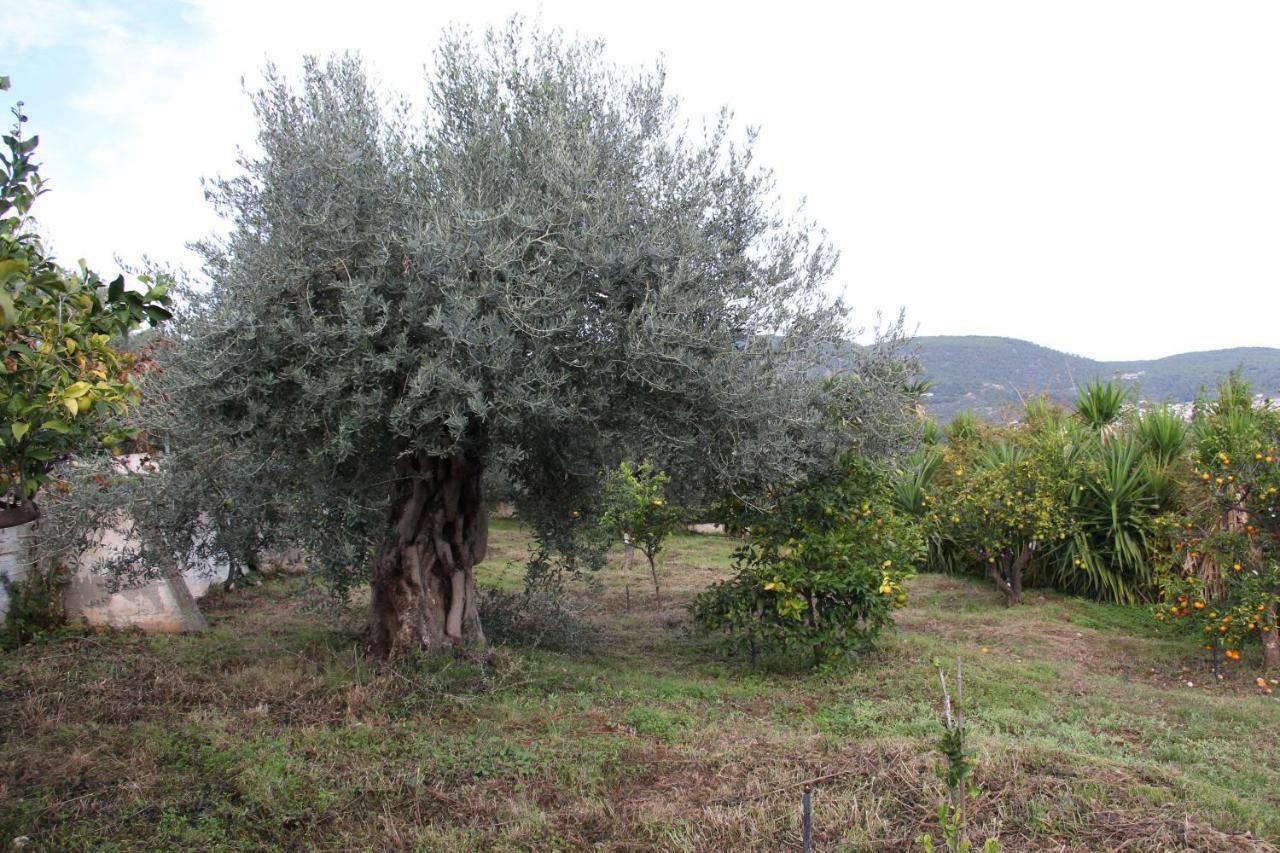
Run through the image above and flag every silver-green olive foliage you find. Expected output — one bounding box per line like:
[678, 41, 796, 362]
[171, 23, 912, 655]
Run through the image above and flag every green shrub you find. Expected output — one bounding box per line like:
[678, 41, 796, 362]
[920, 398, 1181, 605]
[1, 563, 66, 649]
[1, 77, 171, 531]
[478, 585, 597, 652]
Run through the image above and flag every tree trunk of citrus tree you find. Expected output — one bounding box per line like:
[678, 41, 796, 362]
[1264, 600, 1280, 671]
[987, 542, 1035, 605]
[369, 449, 488, 660]
[645, 551, 662, 607]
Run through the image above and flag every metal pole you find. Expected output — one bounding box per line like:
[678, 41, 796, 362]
[802, 786, 812, 852]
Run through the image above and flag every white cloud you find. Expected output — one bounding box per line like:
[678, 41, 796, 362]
[15, 0, 1280, 359]
[2, 0, 130, 51]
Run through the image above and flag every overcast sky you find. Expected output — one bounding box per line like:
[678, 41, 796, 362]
[4, 1, 1278, 360]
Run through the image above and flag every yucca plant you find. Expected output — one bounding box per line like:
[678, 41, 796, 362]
[946, 412, 983, 445]
[1214, 374, 1255, 415]
[905, 378, 936, 398]
[1139, 457, 1182, 512]
[894, 447, 962, 574]
[978, 441, 1027, 470]
[1196, 406, 1260, 451]
[1135, 405, 1189, 468]
[1022, 395, 1065, 429]
[921, 417, 943, 447]
[1133, 405, 1190, 511]
[1055, 435, 1160, 603]
[1074, 380, 1130, 440]
[893, 448, 943, 516]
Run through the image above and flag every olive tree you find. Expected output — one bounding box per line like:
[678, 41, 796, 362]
[171, 24, 910, 658]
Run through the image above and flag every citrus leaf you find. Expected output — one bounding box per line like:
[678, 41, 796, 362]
[0, 257, 29, 284]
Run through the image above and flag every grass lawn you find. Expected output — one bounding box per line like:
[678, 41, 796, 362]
[2, 519, 1279, 850]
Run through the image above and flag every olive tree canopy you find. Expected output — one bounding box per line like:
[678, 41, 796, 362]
[172, 23, 913, 657]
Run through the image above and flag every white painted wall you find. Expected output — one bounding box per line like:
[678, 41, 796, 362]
[0, 521, 37, 622]
[1, 452, 232, 631]
[1, 455, 301, 632]
[61, 514, 227, 633]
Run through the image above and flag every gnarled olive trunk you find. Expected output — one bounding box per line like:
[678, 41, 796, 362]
[369, 450, 488, 659]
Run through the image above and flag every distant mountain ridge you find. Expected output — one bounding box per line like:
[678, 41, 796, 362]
[915, 336, 1280, 421]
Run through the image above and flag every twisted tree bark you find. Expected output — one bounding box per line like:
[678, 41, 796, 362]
[369, 449, 488, 659]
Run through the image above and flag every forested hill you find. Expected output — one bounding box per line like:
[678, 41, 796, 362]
[915, 336, 1280, 421]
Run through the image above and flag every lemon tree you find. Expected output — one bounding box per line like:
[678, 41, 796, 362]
[931, 437, 1074, 605]
[599, 460, 684, 605]
[693, 453, 923, 667]
[0, 77, 170, 528]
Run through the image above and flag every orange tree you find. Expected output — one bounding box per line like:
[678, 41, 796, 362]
[692, 453, 923, 668]
[0, 77, 170, 530]
[1159, 379, 1280, 671]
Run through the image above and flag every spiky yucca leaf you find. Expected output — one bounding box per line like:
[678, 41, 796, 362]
[1054, 435, 1160, 603]
[1022, 395, 1065, 429]
[921, 417, 943, 447]
[946, 411, 982, 445]
[1135, 405, 1188, 467]
[978, 441, 1027, 470]
[1074, 379, 1130, 437]
[892, 447, 942, 516]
